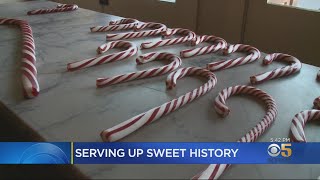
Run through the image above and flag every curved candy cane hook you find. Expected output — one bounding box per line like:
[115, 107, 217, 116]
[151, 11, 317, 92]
[140, 28, 196, 49]
[67, 40, 137, 71]
[100, 67, 218, 142]
[314, 97, 320, 110]
[96, 52, 182, 88]
[290, 110, 320, 142]
[90, 18, 139, 32]
[27, 4, 78, 15]
[180, 35, 227, 58]
[250, 53, 302, 84]
[0, 18, 40, 98]
[106, 22, 167, 41]
[207, 44, 261, 71]
[193, 85, 277, 180]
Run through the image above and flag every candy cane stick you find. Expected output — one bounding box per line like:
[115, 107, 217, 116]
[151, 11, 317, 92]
[106, 22, 166, 40]
[96, 52, 181, 87]
[193, 85, 277, 180]
[0, 18, 40, 98]
[27, 4, 78, 15]
[90, 18, 139, 32]
[313, 97, 320, 110]
[180, 35, 227, 58]
[140, 28, 196, 49]
[109, 18, 134, 25]
[100, 67, 217, 142]
[290, 110, 320, 142]
[207, 44, 261, 71]
[250, 53, 302, 84]
[67, 41, 137, 71]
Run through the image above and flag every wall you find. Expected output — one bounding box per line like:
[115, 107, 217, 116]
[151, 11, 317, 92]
[53, 0, 198, 31]
[196, 0, 245, 43]
[101, 0, 198, 31]
[244, 0, 320, 65]
[52, 0, 320, 66]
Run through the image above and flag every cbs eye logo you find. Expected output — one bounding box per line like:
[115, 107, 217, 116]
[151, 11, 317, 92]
[20, 143, 69, 164]
[267, 143, 292, 157]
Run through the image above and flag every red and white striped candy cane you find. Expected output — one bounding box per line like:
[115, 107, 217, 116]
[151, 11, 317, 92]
[313, 97, 320, 110]
[96, 52, 181, 88]
[193, 85, 277, 179]
[106, 22, 167, 40]
[207, 44, 261, 71]
[100, 67, 217, 142]
[0, 18, 40, 98]
[67, 41, 137, 71]
[291, 109, 320, 180]
[109, 18, 135, 25]
[27, 4, 78, 15]
[180, 35, 227, 58]
[290, 110, 320, 142]
[90, 18, 139, 32]
[140, 28, 196, 49]
[250, 53, 302, 84]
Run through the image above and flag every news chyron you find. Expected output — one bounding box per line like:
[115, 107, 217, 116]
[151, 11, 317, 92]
[0, 141, 319, 164]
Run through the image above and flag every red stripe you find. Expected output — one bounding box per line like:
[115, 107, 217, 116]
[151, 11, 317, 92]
[209, 165, 221, 179]
[67, 57, 95, 71]
[145, 107, 161, 124]
[107, 114, 145, 137]
[22, 70, 37, 93]
[292, 119, 306, 142]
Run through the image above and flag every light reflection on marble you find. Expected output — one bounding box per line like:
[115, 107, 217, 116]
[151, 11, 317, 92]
[0, 1, 320, 179]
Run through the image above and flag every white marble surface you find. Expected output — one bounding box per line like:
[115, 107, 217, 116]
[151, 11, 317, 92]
[0, 1, 320, 179]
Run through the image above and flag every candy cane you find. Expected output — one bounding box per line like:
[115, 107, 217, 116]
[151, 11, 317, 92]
[67, 41, 137, 71]
[100, 67, 217, 142]
[96, 52, 181, 87]
[90, 18, 139, 32]
[314, 97, 320, 110]
[250, 53, 302, 84]
[106, 22, 167, 40]
[140, 28, 196, 49]
[27, 4, 78, 15]
[180, 35, 227, 58]
[0, 18, 39, 98]
[290, 110, 320, 142]
[193, 85, 277, 179]
[207, 44, 261, 71]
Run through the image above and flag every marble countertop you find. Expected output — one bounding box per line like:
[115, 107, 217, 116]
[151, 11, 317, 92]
[1, 1, 320, 179]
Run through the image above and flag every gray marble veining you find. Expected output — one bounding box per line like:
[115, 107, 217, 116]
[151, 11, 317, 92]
[0, 1, 320, 179]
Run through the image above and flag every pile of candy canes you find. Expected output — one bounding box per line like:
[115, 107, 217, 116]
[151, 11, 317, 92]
[88, 17, 319, 179]
[2, 4, 320, 179]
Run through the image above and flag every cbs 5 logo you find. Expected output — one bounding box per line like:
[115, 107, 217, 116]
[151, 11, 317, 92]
[268, 143, 292, 157]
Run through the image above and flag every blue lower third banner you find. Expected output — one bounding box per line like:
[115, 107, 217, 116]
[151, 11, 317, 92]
[73, 142, 320, 164]
[0, 142, 71, 164]
[1, 142, 320, 164]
